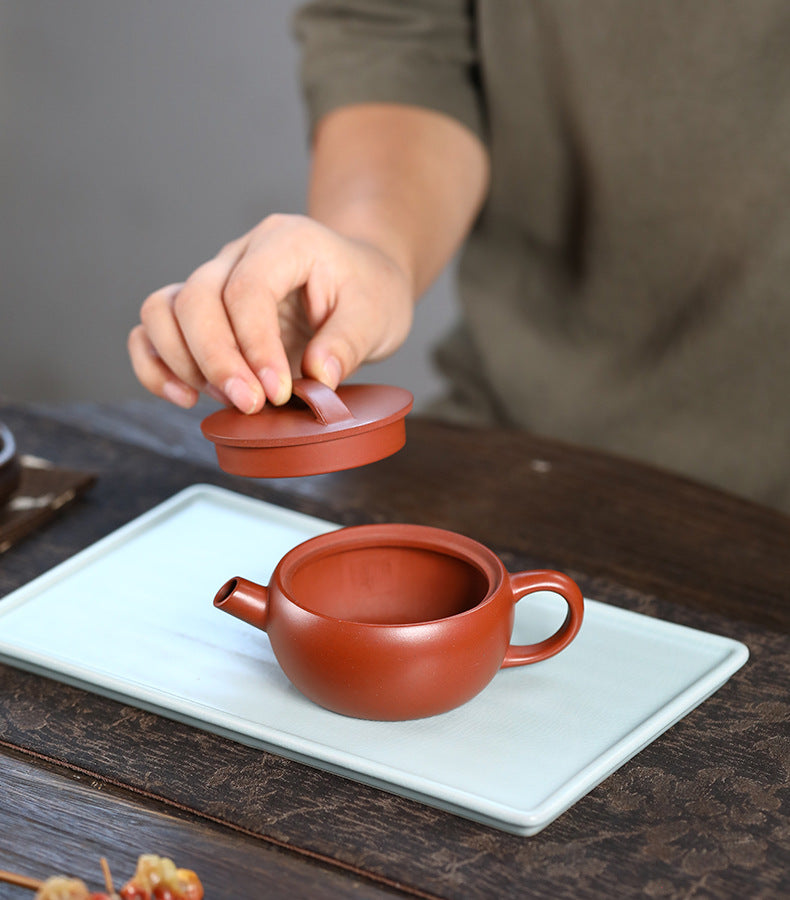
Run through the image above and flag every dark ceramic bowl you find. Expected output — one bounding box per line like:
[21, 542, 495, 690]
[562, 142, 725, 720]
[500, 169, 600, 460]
[0, 421, 21, 509]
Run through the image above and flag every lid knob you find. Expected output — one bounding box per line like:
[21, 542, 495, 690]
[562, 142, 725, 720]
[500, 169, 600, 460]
[290, 378, 355, 426]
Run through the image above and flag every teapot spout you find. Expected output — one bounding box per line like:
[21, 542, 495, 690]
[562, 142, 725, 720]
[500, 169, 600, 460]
[214, 577, 269, 632]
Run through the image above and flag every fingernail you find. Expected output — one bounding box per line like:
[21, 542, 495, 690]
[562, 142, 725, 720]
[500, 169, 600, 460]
[323, 356, 342, 389]
[223, 376, 259, 414]
[162, 381, 196, 408]
[259, 367, 290, 406]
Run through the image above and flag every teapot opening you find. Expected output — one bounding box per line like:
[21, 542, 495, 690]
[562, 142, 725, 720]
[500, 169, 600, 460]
[287, 545, 491, 625]
[213, 576, 269, 631]
[215, 578, 238, 604]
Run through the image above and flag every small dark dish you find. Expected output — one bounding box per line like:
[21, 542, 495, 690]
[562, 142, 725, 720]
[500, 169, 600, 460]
[0, 421, 22, 508]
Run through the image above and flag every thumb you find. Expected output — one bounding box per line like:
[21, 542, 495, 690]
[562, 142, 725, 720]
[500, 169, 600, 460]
[300, 301, 386, 389]
[298, 241, 414, 389]
[300, 334, 361, 392]
[303, 344, 344, 390]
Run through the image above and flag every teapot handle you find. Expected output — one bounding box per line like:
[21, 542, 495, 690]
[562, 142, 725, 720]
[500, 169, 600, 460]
[501, 570, 584, 666]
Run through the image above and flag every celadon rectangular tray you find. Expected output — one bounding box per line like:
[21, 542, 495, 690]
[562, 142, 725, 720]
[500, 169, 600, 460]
[0, 485, 749, 835]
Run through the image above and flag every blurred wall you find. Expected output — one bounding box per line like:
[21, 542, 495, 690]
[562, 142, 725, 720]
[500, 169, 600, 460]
[0, 1, 457, 409]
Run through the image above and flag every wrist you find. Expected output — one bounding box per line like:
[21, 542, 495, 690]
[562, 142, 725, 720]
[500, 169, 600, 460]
[309, 205, 420, 301]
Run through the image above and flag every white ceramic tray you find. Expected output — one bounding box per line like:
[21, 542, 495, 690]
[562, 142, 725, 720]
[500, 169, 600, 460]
[0, 485, 748, 835]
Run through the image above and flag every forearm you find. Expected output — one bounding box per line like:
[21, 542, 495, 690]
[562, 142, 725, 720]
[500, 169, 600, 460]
[308, 103, 490, 299]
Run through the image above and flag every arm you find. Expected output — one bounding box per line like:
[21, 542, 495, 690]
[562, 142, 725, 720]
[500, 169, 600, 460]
[310, 103, 488, 300]
[128, 102, 489, 413]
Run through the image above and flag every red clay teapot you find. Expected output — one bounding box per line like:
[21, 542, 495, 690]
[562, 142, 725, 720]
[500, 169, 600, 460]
[215, 523, 584, 720]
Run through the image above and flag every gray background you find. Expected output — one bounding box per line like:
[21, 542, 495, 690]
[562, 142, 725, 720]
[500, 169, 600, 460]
[0, 1, 457, 410]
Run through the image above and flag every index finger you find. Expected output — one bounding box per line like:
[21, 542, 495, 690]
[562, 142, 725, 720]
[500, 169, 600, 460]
[173, 247, 271, 414]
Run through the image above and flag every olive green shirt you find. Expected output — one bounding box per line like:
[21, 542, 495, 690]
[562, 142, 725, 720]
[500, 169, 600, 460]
[295, 1, 790, 511]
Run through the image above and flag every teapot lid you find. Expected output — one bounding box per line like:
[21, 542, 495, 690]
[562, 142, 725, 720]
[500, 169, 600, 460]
[200, 378, 413, 477]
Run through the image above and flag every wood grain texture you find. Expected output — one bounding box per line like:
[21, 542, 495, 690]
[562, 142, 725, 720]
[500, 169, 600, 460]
[1, 403, 788, 899]
[0, 747, 412, 900]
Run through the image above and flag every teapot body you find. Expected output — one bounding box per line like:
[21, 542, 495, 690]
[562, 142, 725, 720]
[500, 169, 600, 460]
[215, 524, 583, 720]
[264, 567, 514, 720]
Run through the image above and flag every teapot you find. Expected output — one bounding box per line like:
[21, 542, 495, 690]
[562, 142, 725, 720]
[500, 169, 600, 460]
[214, 523, 584, 720]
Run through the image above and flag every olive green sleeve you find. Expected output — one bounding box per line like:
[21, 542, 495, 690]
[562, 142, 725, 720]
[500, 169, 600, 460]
[293, 0, 485, 140]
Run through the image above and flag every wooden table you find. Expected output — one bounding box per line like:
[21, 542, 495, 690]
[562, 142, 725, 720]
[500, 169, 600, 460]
[0, 400, 788, 899]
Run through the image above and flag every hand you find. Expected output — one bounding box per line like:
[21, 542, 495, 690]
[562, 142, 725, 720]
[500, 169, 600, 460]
[128, 214, 414, 413]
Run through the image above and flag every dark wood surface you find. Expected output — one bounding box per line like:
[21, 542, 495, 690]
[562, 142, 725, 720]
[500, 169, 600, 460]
[0, 746, 405, 900]
[0, 401, 788, 899]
